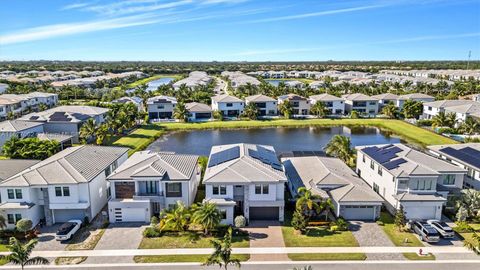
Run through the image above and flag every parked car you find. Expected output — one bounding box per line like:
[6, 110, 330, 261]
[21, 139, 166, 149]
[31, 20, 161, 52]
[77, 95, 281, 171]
[412, 221, 440, 243]
[55, 220, 82, 241]
[427, 220, 455, 238]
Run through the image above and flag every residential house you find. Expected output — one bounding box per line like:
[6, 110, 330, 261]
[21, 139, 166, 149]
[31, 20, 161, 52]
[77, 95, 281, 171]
[356, 143, 466, 220]
[397, 93, 435, 108]
[422, 100, 477, 120]
[0, 120, 45, 152]
[186, 102, 212, 122]
[0, 83, 7, 94]
[107, 151, 200, 223]
[428, 143, 480, 190]
[221, 71, 261, 89]
[283, 156, 383, 220]
[309, 81, 326, 90]
[147, 96, 177, 121]
[342, 93, 379, 116]
[444, 102, 480, 123]
[36, 133, 74, 151]
[308, 94, 345, 115]
[173, 71, 213, 90]
[245, 94, 277, 116]
[278, 94, 310, 116]
[211, 94, 244, 118]
[0, 146, 129, 229]
[203, 144, 287, 225]
[23, 92, 59, 109]
[0, 94, 27, 119]
[112, 96, 143, 111]
[371, 93, 399, 108]
[0, 159, 40, 182]
[284, 80, 305, 89]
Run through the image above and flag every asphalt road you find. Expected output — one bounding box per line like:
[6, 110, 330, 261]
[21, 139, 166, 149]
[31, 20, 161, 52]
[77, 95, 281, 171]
[2, 261, 479, 270]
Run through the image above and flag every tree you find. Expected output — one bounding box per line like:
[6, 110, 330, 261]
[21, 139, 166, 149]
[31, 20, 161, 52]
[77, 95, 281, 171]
[160, 201, 190, 232]
[0, 237, 49, 270]
[191, 202, 221, 235]
[279, 100, 293, 119]
[213, 110, 224, 121]
[3, 137, 59, 160]
[456, 206, 468, 222]
[401, 100, 423, 119]
[234, 216, 246, 228]
[242, 102, 259, 120]
[381, 102, 398, 119]
[432, 111, 454, 128]
[203, 227, 240, 270]
[456, 189, 480, 220]
[79, 118, 97, 142]
[324, 135, 356, 167]
[95, 124, 109, 145]
[291, 208, 307, 233]
[350, 110, 359, 119]
[459, 117, 480, 135]
[310, 102, 330, 118]
[295, 187, 332, 220]
[173, 102, 189, 122]
[464, 232, 480, 255]
[394, 205, 406, 231]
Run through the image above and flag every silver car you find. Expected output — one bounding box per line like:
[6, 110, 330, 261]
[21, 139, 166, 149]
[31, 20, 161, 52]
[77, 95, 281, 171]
[412, 221, 440, 243]
[427, 220, 455, 238]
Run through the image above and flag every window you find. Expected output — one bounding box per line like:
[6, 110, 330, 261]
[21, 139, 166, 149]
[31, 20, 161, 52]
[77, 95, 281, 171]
[212, 185, 227, 195]
[428, 106, 432, 111]
[373, 183, 379, 193]
[166, 183, 182, 197]
[255, 184, 269, 194]
[63, 187, 70, 196]
[220, 210, 227, 220]
[146, 181, 157, 194]
[7, 189, 14, 199]
[369, 102, 376, 106]
[362, 154, 365, 163]
[443, 175, 455, 185]
[226, 103, 233, 107]
[55, 187, 62, 196]
[157, 105, 164, 109]
[378, 167, 383, 176]
[7, 189, 22, 199]
[105, 166, 112, 177]
[7, 214, 21, 224]
[370, 161, 375, 170]
[55, 186, 70, 196]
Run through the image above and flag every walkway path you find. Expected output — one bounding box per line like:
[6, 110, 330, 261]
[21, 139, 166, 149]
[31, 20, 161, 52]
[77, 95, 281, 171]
[243, 221, 290, 261]
[349, 221, 405, 260]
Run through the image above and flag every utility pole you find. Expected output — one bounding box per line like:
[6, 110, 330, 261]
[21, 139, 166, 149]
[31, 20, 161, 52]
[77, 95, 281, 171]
[467, 50, 471, 70]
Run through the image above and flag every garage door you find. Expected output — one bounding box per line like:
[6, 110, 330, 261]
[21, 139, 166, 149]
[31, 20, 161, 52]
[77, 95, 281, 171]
[249, 207, 279, 220]
[404, 206, 437, 220]
[114, 208, 146, 222]
[342, 206, 375, 220]
[54, 209, 85, 223]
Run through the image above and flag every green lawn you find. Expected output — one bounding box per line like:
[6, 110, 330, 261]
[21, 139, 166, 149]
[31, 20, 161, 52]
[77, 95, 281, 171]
[0, 244, 8, 265]
[108, 125, 166, 155]
[288, 253, 367, 261]
[378, 212, 423, 247]
[403, 252, 436, 260]
[468, 223, 480, 231]
[134, 254, 249, 263]
[138, 232, 250, 249]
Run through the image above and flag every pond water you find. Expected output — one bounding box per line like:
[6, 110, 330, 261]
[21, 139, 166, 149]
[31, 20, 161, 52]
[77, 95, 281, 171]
[147, 126, 402, 156]
[265, 79, 295, 86]
[146, 77, 175, 92]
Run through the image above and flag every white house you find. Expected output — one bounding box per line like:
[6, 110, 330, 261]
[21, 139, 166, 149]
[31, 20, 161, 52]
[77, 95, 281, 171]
[342, 93, 379, 116]
[278, 94, 310, 116]
[428, 143, 480, 190]
[0, 95, 28, 119]
[211, 94, 244, 118]
[444, 102, 480, 123]
[221, 71, 261, 89]
[107, 151, 200, 223]
[371, 93, 399, 108]
[283, 156, 383, 220]
[356, 143, 466, 220]
[0, 120, 45, 152]
[245, 94, 277, 116]
[112, 96, 143, 111]
[173, 71, 213, 90]
[422, 100, 476, 120]
[186, 102, 212, 122]
[397, 93, 435, 108]
[23, 92, 59, 109]
[0, 145, 129, 229]
[308, 93, 345, 115]
[203, 144, 287, 225]
[147, 96, 177, 120]
[0, 159, 40, 182]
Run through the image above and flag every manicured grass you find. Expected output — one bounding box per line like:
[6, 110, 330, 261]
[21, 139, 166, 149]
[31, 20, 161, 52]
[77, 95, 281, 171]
[113, 74, 183, 90]
[282, 212, 359, 247]
[403, 252, 436, 260]
[54, 257, 88, 265]
[378, 212, 423, 247]
[109, 125, 166, 155]
[0, 156, 9, 160]
[288, 253, 367, 261]
[469, 223, 480, 231]
[139, 232, 250, 249]
[134, 254, 249, 263]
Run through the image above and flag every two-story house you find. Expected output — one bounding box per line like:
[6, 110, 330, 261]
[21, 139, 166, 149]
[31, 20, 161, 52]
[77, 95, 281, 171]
[203, 143, 287, 225]
[0, 145, 128, 229]
[278, 94, 310, 116]
[244, 94, 277, 116]
[147, 96, 177, 121]
[23, 92, 59, 109]
[356, 143, 466, 220]
[107, 151, 200, 223]
[397, 93, 434, 108]
[371, 93, 399, 108]
[308, 93, 345, 115]
[0, 94, 28, 119]
[0, 120, 45, 152]
[422, 100, 476, 120]
[211, 94, 244, 118]
[342, 93, 379, 116]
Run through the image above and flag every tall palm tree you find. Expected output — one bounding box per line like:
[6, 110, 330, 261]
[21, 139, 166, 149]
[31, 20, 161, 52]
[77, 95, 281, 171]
[446, 112, 458, 128]
[279, 100, 293, 119]
[173, 102, 189, 122]
[296, 187, 333, 220]
[191, 202, 222, 235]
[95, 124, 109, 145]
[79, 118, 97, 142]
[464, 232, 480, 255]
[460, 117, 480, 135]
[242, 103, 259, 120]
[160, 201, 190, 232]
[310, 102, 330, 118]
[381, 103, 398, 119]
[0, 238, 49, 270]
[203, 227, 240, 270]
[324, 135, 356, 166]
[432, 112, 451, 128]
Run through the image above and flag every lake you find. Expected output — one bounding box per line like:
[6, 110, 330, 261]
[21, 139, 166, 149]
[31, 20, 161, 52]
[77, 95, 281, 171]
[147, 126, 402, 156]
[266, 79, 295, 87]
[146, 77, 175, 92]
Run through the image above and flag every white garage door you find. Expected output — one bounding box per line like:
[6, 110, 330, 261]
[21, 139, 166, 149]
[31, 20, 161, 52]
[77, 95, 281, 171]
[404, 206, 437, 220]
[342, 206, 375, 220]
[54, 209, 85, 223]
[114, 208, 146, 222]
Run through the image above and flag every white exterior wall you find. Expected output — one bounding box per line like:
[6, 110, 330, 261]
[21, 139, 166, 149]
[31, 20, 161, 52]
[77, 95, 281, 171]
[211, 101, 245, 115]
[345, 100, 379, 115]
[309, 99, 345, 115]
[205, 184, 234, 199]
[423, 105, 442, 119]
[245, 100, 277, 116]
[217, 205, 235, 225]
[278, 99, 310, 115]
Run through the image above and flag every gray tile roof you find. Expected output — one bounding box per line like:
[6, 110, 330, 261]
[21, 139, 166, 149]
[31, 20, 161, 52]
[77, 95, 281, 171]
[245, 94, 276, 102]
[342, 93, 377, 101]
[0, 120, 44, 132]
[423, 100, 476, 109]
[278, 94, 307, 101]
[398, 93, 434, 100]
[185, 102, 212, 113]
[371, 93, 399, 100]
[394, 192, 446, 202]
[108, 150, 199, 181]
[37, 133, 73, 143]
[0, 145, 129, 187]
[19, 106, 108, 123]
[309, 93, 344, 102]
[211, 94, 243, 103]
[0, 159, 40, 181]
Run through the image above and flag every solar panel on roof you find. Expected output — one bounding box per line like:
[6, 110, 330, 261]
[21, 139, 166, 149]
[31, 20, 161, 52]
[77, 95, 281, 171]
[440, 147, 480, 168]
[207, 146, 240, 168]
[383, 158, 407, 170]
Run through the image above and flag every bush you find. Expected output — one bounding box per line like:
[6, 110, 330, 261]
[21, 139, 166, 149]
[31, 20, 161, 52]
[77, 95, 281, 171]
[150, 216, 159, 226]
[376, 220, 384, 226]
[329, 225, 339, 232]
[436, 127, 458, 134]
[16, 219, 33, 234]
[454, 221, 473, 233]
[143, 227, 162, 238]
[416, 119, 433, 127]
[334, 218, 348, 231]
[234, 216, 246, 228]
[291, 209, 307, 233]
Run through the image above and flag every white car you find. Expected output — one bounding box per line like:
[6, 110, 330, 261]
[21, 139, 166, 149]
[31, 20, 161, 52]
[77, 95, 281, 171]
[427, 220, 455, 238]
[55, 220, 82, 241]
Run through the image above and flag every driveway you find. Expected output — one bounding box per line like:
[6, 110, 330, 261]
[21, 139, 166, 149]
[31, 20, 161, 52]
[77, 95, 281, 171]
[349, 221, 404, 260]
[35, 224, 67, 252]
[84, 222, 147, 264]
[243, 221, 289, 261]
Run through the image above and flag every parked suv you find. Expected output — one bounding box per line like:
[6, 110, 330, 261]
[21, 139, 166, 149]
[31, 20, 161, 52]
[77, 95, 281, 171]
[427, 220, 455, 238]
[55, 220, 82, 241]
[412, 221, 440, 243]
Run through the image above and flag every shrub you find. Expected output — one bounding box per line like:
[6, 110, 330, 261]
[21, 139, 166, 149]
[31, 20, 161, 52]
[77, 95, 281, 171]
[150, 216, 159, 226]
[376, 220, 384, 226]
[291, 209, 307, 233]
[329, 225, 339, 232]
[143, 227, 162, 238]
[456, 206, 468, 222]
[234, 216, 246, 228]
[436, 127, 458, 134]
[16, 219, 33, 234]
[334, 218, 348, 231]
[454, 221, 473, 233]
[416, 119, 433, 127]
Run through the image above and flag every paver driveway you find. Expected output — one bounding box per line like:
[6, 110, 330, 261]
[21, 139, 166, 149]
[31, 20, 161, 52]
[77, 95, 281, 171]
[84, 222, 147, 264]
[243, 221, 290, 261]
[349, 221, 404, 260]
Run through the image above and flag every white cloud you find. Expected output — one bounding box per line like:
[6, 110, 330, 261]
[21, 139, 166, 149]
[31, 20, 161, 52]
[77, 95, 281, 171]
[81, 0, 194, 16]
[61, 2, 91, 10]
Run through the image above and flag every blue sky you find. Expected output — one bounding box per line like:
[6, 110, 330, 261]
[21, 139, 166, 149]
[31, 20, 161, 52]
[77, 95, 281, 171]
[0, 0, 479, 61]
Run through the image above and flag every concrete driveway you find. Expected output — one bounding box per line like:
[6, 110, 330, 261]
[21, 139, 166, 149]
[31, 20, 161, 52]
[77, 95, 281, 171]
[84, 222, 147, 264]
[244, 221, 289, 261]
[35, 224, 68, 252]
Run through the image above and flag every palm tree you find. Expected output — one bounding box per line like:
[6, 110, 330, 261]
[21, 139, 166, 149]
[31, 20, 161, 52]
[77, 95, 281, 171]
[279, 100, 293, 119]
[324, 135, 356, 166]
[464, 232, 480, 254]
[79, 118, 97, 142]
[203, 227, 240, 270]
[381, 102, 398, 119]
[310, 102, 330, 118]
[95, 124, 109, 145]
[0, 237, 49, 270]
[191, 202, 222, 235]
[446, 112, 458, 128]
[173, 102, 189, 122]
[242, 103, 259, 120]
[160, 201, 190, 232]
[460, 117, 480, 135]
[401, 100, 423, 119]
[432, 112, 451, 128]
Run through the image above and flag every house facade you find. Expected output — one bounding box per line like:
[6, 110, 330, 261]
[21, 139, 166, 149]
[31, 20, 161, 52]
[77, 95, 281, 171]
[203, 144, 287, 225]
[422, 100, 476, 120]
[107, 151, 200, 223]
[0, 120, 45, 152]
[245, 94, 277, 116]
[211, 94, 244, 118]
[186, 102, 212, 122]
[278, 94, 310, 116]
[371, 93, 399, 108]
[0, 146, 128, 229]
[397, 93, 434, 108]
[308, 93, 345, 115]
[147, 96, 177, 120]
[356, 143, 466, 220]
[342, 94, 379, 116]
